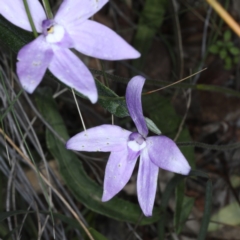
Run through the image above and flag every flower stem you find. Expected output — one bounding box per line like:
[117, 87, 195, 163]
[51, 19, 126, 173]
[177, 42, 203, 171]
[22, 0, 38, 38]
[42, 0, 53, 19]
[100, 60, 109, 87]
[206, 0, 240, 37]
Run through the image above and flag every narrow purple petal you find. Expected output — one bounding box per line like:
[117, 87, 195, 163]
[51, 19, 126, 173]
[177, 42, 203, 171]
[68, 20, 140, 60]
[137, 148, 159, 216]
[48, 47, 98, 103]
[66, 125, 131, 152]
[55, 0, 108, 27]
[127, 147, 141, 161]
[1, 0, 46, 32]
[126, 76, 148, 137]
[102, 147, 138, 201]
[146, 136, 191, 175]
[17, 36, 53, 93]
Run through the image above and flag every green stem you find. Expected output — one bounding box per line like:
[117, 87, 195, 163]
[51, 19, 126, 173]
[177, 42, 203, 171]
[42, 0, 53, 19]
[22, 0, 38, 38]
[100, 60, 109, 87]
[177, 141, 240, 151]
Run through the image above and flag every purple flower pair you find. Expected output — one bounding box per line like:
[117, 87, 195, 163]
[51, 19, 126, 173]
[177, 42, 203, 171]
[1, 0, 191, 217]
[1, 0, 140, 103]
[67, 76, 191, 216]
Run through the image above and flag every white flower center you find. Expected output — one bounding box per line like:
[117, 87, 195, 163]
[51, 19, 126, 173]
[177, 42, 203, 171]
[45, 24, 65, 43]
[127, 140, 146, 151]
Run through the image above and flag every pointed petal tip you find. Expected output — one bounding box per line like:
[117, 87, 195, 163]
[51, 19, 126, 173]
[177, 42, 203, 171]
[65, 139, 72, 150]
[180, 165, 191, 175]
[101, 192, 112, 202]
[88, 93, 98, 104]
[49, 48, 99, 103]
[21, 85, 34, 94]
[142, 211, 152, 217]
[170, 156, 191, 176]
[147, 136, 192, 176]
[101, 196, 108, 202]
[123, 48, 141, 60]
[66, 136, 78, 150]
[131, 50, 141, 59]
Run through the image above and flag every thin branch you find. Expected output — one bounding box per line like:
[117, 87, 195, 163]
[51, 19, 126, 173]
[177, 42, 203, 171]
[206, 0, 240, 36]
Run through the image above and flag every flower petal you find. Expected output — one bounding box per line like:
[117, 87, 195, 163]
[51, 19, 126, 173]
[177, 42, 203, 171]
[127, 148, 141, 162]
[126, 76, 148, 137]
[66, 125, 131, 152]
[102, 147, 138, 201]
[137, 148, 159, 216]
[48, 47, 98, 103]
[55, 0, 108, 27]
[147, 136, 191, 175]
[67, 20, 140, 60]
[1, 0, 46, 32]
[16, 35, 53, 93]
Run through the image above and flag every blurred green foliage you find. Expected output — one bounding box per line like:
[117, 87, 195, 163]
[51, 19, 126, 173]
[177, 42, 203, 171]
[209, 29, 240, 69]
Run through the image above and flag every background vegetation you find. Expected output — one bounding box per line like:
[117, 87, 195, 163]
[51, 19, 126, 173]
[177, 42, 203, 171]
[0, 0, 240, 239]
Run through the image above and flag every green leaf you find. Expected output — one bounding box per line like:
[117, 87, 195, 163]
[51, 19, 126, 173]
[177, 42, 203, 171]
[35, 88, 160, 225]
[223, 29, 231, 42]
[229, 46, 240, 55]
[195, 83, 240, 97]
[88, 228, 108, 240]
[197, 180, 212, 240]
[52, 212, 85, 230]
[145, 117, 161, 135]
[216, 40, 224, 47]
[234, 56, 240, 64]
[158, 170, 209, 238]
[174, 180, 185, 233]
[230, 175, 240, 188]
[174, 181, 195, 235]
[158, 175, 185, 238]
[208, 201, 240, 232]
[133, 0, 168, 70]
[53, 213, 108, 239]
[209, 45, 219, 54]
[189, 169, 209, 179]
[224, 56, 232, 70]
[95, 80, 129, 118]
[175, 196, 194, 234]
[0, 210, 33, 222]
[219, 49, 227, 59]
[225, 41, 234, 48]
[3, 227, 21, 240]
[0, 16, 33, 54]
[0, 223, 8, 239]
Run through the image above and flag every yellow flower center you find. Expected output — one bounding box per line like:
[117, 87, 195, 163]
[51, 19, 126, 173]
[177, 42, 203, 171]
[47, 26, 54, 34]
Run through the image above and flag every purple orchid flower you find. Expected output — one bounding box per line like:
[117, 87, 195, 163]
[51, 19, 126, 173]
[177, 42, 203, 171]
[1, 0, 140, 103]
[66, 76, 191, 216]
